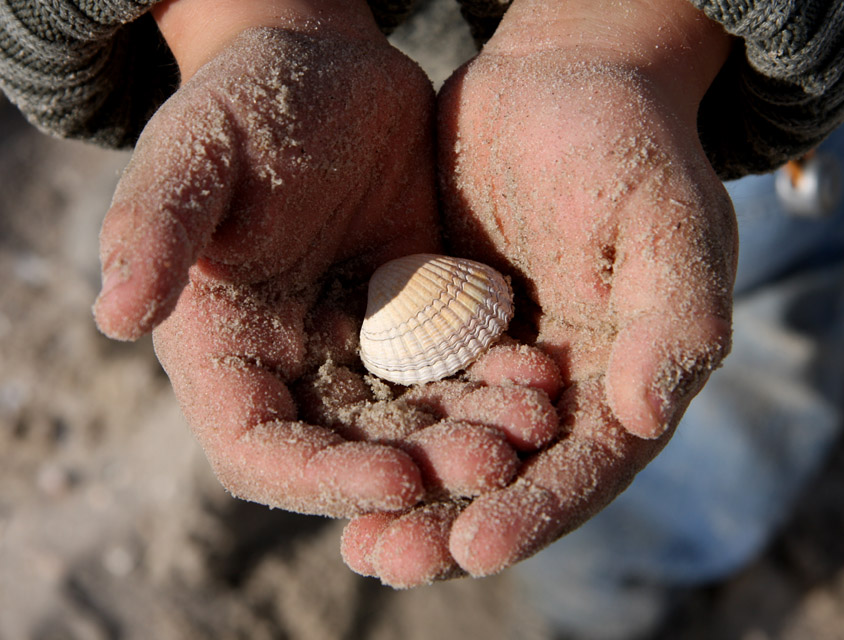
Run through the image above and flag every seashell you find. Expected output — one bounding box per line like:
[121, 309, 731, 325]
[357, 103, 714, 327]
[359, 254, 514, 385]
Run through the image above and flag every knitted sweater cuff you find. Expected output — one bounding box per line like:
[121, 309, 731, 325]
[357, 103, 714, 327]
[0, 0, 177, 147]
[2, 0, 842, 178]
[0, 0, 418, 148]
[691, 1, 844, 179]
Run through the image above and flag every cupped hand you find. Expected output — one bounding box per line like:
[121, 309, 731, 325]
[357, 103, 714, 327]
[342, 0, 738, 586]
[93, 22, 454, 517]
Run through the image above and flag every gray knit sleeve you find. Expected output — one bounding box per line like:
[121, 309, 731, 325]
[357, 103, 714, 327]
[455, 0, 511, 46]
[0, 0, 415, 149]
[692, 1, 844, 179]
[0, 1, 178, 148]
[451, 1, 844, 178]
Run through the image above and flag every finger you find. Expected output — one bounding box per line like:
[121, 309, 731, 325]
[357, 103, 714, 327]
[163, 350, 423, 516]
[94, 98, 237, 340]
[341, 512, 397, 577]
[157, 275, 311, 382]
[607, 182, 735, 438]
[448, 480, 560, 577]
[606, 312, 730, 438]
[468, 343, 563, 401]
[242, 422, 425, 517]
[402, 420, 519, 497]
[297, 375, 518, 496]
[347, 504, 464, 588]
[449, 379, 666, 576]
[154, 289, 423, 517]
[405, 381, 559, 451]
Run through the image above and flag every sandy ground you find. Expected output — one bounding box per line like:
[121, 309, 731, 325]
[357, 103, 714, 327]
[2, 2, 843, 639]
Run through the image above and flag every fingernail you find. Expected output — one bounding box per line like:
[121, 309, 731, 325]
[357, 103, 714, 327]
[98, 260, 129, 302]
[649, 365, 701, 437]
[647, 386, 674, 437]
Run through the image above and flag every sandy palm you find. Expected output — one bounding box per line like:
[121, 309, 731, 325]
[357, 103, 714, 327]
[94, 28, 445, 516]
[342, 41, 736, 585]
[94, 27, 559, 525]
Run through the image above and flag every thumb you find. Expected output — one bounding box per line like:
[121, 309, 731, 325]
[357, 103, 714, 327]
[606, 312, 731, 439]
[604, 170, 736, 439]
[94, 97, 237, 340]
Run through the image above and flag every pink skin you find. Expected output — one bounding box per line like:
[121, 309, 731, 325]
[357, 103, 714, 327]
[95, 0, 557, 520]
[342, 0, 737, 583]
[94, 0, 737, 585]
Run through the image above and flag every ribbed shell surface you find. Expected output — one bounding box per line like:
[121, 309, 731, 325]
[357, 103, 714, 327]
[359, 254, 514, 385]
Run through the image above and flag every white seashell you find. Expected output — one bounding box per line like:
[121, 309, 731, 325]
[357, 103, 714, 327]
[359, 254, 514, 385]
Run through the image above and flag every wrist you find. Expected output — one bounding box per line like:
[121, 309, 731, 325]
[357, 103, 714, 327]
[486, 0, 732, 122]
[152, 0, 383, 82]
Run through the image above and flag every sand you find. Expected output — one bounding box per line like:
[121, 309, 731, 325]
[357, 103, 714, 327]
[2, 0, 843, 638]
